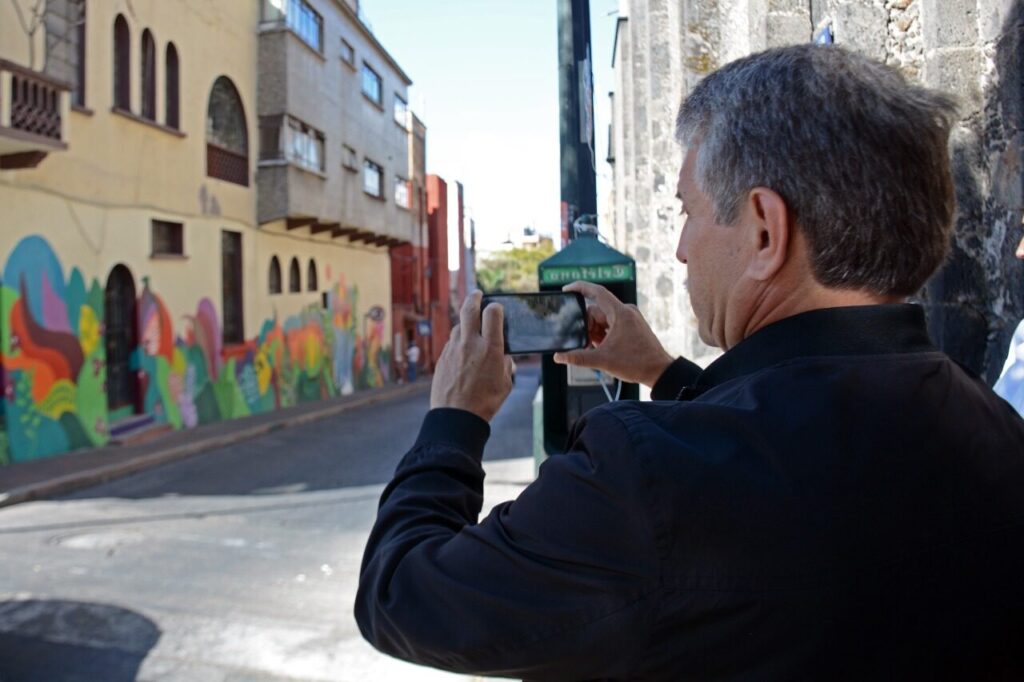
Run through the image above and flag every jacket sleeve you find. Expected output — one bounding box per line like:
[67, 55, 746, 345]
[651, 357, 703, 400]
[354, 406, 661, 680]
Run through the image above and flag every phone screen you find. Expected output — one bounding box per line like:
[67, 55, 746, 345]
[483, 293, 587, 355]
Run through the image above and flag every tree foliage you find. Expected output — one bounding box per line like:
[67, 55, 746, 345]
[476, 241, 556, 293]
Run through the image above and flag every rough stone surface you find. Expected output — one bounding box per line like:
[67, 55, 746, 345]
[831, 0, 890, 59]
[611, 0, 1024, 381]
[766, 14, 812, 46]
[921, 0, 979, 47]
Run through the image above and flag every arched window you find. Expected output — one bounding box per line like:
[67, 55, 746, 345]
[307, 260, 318, 291]
[206, 76, 249, 186]
[289, 258, 301, 293]
[140, 29, 156, 119]
[165, 43, 179, 129]
[113, 14, 130, 110]
[269, 256, 282, 294]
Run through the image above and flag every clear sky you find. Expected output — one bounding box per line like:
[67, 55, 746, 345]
[364, 0, 619, 253]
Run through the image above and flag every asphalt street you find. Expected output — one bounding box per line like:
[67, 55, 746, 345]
[0, 364, 541, 682]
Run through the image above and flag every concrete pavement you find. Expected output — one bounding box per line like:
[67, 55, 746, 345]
[0, 380, 432, 508]
[0, 365, 542, 681]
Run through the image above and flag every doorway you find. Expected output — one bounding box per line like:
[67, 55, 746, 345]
[104, 264, 139, 419]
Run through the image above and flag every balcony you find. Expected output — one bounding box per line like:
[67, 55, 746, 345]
[0, 59, 70, 169]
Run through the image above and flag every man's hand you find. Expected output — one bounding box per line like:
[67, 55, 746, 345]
[431, 291, 514, 422]
[553, 281, 674, 388]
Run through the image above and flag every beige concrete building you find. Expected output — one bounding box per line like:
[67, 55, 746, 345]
[0, 0, 417, 465]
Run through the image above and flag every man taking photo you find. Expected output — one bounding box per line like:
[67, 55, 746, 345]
[356, 44, 1024, 680]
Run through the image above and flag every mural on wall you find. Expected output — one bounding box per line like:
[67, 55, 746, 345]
[0, 236, 391, 466]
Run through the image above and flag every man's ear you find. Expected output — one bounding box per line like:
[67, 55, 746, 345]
[744, 187, 790, 281]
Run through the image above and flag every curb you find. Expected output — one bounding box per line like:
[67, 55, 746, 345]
[0, 382, 431, 509]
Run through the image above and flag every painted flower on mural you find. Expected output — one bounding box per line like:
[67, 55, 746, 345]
[254, 347, 273, 396]
[78, 306, 101, 357]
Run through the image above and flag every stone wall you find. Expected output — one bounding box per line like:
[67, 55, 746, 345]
[611, 0, 1024, 382]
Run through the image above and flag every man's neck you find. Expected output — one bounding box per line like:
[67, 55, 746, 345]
[736, 281, 905, 350]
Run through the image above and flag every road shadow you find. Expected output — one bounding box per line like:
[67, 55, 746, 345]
[0, 599, 160, 682]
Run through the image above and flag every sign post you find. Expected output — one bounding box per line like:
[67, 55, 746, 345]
[558, 0, 597, 244]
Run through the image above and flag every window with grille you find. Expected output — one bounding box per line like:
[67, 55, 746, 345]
[207, 77, 249, 186]
[363, 159, 383, 198]
[395, 176, 410, 209]
[151, 220, 184, 256]
[361, 63, 382, 106]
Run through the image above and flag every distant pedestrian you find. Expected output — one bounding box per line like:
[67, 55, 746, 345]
[405, 340, 420, 383]
[994, 228, 1024, 414]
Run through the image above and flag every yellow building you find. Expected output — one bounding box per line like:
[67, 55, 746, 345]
[0, 0, 412, 465]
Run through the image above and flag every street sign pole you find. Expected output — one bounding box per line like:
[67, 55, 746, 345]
[557, 0, 597, 245]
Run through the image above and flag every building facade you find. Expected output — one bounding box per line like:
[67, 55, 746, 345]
[610, 0, 1024, 382]
[0, 0, 433, 466]
[390, 112, 432, 370]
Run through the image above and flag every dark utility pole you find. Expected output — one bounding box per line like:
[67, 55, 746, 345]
[557, 0, 597, 244]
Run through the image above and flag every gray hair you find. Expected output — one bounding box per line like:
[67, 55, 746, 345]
[676, 44, 958, 296]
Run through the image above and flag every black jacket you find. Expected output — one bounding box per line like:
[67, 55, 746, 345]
[355, 305, 1024, 681]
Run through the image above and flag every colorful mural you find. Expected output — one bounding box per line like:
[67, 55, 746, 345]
[0, 236, 392, 466]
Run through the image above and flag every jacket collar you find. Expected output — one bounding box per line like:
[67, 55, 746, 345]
[691, 304, 937, 396]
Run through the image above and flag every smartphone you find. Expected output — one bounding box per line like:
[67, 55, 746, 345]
[481, 292, 588, 355]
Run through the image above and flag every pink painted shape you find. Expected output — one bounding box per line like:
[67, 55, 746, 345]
[41, 274, 71, 332]
[197, 298, 223, 375]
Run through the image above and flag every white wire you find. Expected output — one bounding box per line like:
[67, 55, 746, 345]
[595, 369, 622, 402]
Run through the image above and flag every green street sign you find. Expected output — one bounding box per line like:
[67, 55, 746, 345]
[539, 263, 635, 285]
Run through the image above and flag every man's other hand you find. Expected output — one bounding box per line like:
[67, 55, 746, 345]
[430, 291, 514, 422]
[553, 281, 674, 388]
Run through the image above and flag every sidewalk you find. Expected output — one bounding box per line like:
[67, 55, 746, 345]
[0, 380, 432, 508]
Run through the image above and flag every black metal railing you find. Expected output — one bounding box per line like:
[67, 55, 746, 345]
[1, 59, 67, 141]
[207, 142, 249, 186]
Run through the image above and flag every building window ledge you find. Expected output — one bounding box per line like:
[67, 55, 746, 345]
[111, 107, 185, 138]
[72, 104, 94, 116]
[290, 160, 327, 179]
[150, 253, 188, 261]
[363, 191, 385, 202]
[258, 158, 325, 179]
[362, 93, 384, 111]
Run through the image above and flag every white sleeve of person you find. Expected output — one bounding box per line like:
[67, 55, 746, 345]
[994, 318, 1024, 416]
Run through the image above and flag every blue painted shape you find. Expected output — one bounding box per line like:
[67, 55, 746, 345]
[3, 236, 68, 326]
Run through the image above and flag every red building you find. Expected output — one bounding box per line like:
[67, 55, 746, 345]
[425, 174, 452, 369]
[389, 172, 452, 373]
